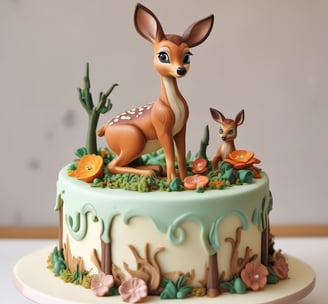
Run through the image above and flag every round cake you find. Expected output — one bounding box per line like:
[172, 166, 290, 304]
[47, 3, 291, 302]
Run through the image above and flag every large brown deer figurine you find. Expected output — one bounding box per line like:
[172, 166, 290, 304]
[98, 4, 214, 180]
[210, 108, 245, 169]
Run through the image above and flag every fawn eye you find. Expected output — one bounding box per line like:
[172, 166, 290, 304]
[183, 52, 193, 64]
[228, 128, 235, 135]
[219, 128, 223, 134]
[158, 52, 170, 63]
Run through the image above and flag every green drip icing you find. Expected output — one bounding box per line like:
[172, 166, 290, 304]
[252, 195, 272, 232]
[209, 210, 249, 254]
[58, 168, 270, 254]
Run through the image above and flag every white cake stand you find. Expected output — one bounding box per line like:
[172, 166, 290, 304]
[13, 245, 315, 304]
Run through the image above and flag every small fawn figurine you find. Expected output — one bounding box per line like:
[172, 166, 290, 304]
[98, 4, 214, 180]
[210, 108, 245, 169]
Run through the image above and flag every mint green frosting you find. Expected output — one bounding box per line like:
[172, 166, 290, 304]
[57, 166, 271, 256]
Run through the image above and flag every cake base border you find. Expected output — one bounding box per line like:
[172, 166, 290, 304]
[13, 244, 315, 304]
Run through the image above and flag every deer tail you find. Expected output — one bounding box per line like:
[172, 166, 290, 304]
[97, 121, 110, 137]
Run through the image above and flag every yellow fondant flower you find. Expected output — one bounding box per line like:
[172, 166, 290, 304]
[74, 154, 103, 182]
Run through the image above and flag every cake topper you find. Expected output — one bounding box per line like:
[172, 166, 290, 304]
[97, 3, 214, 180]
[210, 108, 245, 169]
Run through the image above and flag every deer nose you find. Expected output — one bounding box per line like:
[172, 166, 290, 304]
[177, 67, 186, 76]
[221, 136, 227, 141]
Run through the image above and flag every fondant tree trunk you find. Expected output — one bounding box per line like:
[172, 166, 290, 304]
[198, 125, 209, 161]
[77, 63, 118, 154]
[101, 240, 112, 275]
[261, 215, 269, 265]
[56, 196, 64, 251]
[207, 253, 220, 297]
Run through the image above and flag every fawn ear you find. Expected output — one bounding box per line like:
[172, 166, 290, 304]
[235, 109, 245, 126]
[210, 108, 225, 124]
[183, 15, 214, 48]
[134, 3, 166, 43]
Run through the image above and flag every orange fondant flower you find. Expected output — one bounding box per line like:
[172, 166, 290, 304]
[240, 261, 269, 291]
[91, 272, 114, 296]
[119, 277, 148, 303]
[74, 154, 103, 182]
[192, 158, 208, 174]
[272, 251, 289, 280]
[224, 150, 261, 170]
[183, 174, 209, 190]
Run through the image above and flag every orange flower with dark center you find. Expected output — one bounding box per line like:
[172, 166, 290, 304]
[192, 158, 208, 174]
[224, 150, 261, 170]
[240, 261, 268, 291]
[184, 174, 209, 190]
[74, 154, 103, 182]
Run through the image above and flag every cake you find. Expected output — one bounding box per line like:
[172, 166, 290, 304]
[49, 3, 289, 302]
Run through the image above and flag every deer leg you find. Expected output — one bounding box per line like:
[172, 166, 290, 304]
[174, 128, 187, 180]
[105, 125, 156, 176]
[159, 135, 177, 181]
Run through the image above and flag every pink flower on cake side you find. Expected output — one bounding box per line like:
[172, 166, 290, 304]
[240, 261, 269, 291]
[119, 277, 148, 303]
[91, 272, 114, 296]
[272, 250, 289, 280]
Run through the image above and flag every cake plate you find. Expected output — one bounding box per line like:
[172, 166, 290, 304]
[13, 245, 315, 304]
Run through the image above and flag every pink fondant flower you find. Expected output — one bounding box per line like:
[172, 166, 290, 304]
[119, 277, 148, 303]
[240, 261, 269, 291]
[91, 272, 114, 296]
[272, 250, 289, 280]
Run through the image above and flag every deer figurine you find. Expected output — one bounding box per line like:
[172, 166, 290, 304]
[210, 108, 245, 169]
[98, 4, 214, 180]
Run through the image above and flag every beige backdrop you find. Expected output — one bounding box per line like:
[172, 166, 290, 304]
[1, 0, 327, 227]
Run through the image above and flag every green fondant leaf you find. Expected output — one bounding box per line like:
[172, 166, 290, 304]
[75, 147, 88, 158]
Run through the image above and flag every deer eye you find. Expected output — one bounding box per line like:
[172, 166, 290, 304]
[158, 52, 170, 63]
[183, 52, 193, 64]
[228, 128, 235, 135]
[219, 128, 223, 134]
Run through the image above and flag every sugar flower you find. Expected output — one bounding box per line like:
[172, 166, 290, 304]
[272, 250, 289, 280]
[224, 150, 260, 170]
[192, 158, 208, 174]
[183, 174, 209, 190]
[91, 272, 114, 297]
[119, 277, 148, 303]
[240, 261, 269, 291]
[74, 154, 103, 182]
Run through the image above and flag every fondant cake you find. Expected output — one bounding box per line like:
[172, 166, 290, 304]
[49, 3, 289, 303]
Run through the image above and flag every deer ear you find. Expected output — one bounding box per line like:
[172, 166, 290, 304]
[183, 15, 214, 48]
[235, 110, 245, 126]
[210, 108, 225, 124]
[134, 3, 166, 43]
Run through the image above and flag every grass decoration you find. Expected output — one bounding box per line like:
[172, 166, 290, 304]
[47, 247, 92, 288]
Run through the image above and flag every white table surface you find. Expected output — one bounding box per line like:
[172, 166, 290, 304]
[1, 237, 327, 303]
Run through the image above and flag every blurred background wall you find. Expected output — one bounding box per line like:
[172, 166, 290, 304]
[1, 0, 327, 227]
